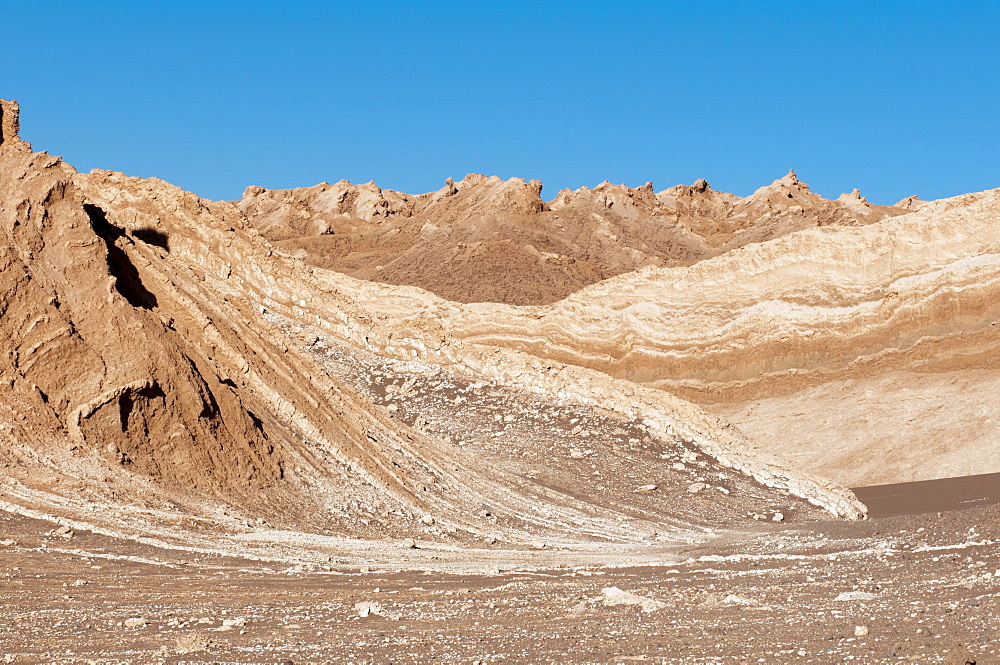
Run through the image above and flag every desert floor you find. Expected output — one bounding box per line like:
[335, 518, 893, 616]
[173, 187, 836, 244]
[2, 477, 997, 664]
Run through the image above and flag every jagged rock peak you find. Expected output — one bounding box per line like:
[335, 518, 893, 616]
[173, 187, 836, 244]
[837, 188, 862, 200]
[0, 99, 30, 151]
[774, 169, 804, 187]
[750, 169, 814, 198]
[895, 194, 926, 210]
[658, 178, 722, 199]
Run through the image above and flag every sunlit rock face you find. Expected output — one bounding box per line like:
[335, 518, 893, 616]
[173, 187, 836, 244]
[0, 99, 866, 557]
[239, 170, 909, 305]
[434, 188, 1000, 486]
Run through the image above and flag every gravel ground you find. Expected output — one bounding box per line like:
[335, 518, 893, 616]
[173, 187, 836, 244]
[2, 501, 996, 664]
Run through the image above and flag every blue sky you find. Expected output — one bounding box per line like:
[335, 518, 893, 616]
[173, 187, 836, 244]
[4, 1, 998, 203]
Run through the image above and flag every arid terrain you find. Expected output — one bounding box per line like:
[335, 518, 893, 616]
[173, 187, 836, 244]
[2, 498, 997, 663]
[1, 97, 997, 663]
[239, 171, 912, 307]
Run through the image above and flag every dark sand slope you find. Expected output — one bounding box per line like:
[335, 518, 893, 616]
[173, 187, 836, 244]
[854, 472, 1000, 519]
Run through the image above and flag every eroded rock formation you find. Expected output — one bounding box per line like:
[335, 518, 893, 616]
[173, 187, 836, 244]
[0, 100, 865, 555]
[239, 170, 910, 305]
[433, 191, 1000, 486]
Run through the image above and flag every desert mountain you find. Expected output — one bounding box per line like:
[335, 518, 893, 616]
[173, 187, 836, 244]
[232, 147, 999, 492]
[431, 189, 1000, 486]
[0, 100, 863, 560]
[239, 170, 911, 305]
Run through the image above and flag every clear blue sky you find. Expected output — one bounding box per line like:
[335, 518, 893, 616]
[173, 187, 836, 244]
[4, 1, 998, 204]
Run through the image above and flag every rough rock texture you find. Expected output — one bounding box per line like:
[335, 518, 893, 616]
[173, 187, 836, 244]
[0, 100, 865, 556]
[239, 170, 909, 305]
[0, 99, 29, 152]
[432, 190, 1000, 486]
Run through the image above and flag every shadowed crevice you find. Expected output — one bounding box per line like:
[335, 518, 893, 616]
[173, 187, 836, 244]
[84, 203, 159, 310]
[133, 227, 170, 251]
[118, 382, 166, 433]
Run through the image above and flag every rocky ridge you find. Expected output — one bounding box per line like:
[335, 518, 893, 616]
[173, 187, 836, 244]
[239, 169, 912, 305]
[430, 190, 1000, 486]
[0, 100, 864, 562]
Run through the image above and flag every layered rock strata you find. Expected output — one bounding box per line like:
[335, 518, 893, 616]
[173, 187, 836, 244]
[0, 100, 866, 554]
[432, 191, 1000, 485]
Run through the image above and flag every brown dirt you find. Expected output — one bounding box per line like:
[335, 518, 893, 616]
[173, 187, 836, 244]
[2, 500, 997, 663]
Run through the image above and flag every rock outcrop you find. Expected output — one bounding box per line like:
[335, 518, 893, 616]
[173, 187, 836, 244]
[0, 99, 29, 152]
[433, 190, 1000, 486]
[0, 100, 866, 554]
[240, 170, 910, 305]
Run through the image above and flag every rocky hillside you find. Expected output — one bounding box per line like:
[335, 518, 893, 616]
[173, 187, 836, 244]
[0, 100, 863, 557]
[238, 171, 913, 305]
[231, 141, 1000, 490]
[433, 190, 1000, 486]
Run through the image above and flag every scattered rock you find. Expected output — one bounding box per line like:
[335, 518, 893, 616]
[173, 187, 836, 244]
[943, 643, 976, 665]
[771, 512, 784, 522]
[854, 625, 869, 637]
[888, 642, 906, 657]
[722, 594, 758, 606]
[355, 601, 385, 618]
[687, 482, 707, 494]
[601, 586, 666, 613]
[174, 633, 212, 655]
[835, 591, 878, 601]
[634, 484, 657, 493]
[123, 617, 148, 628]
